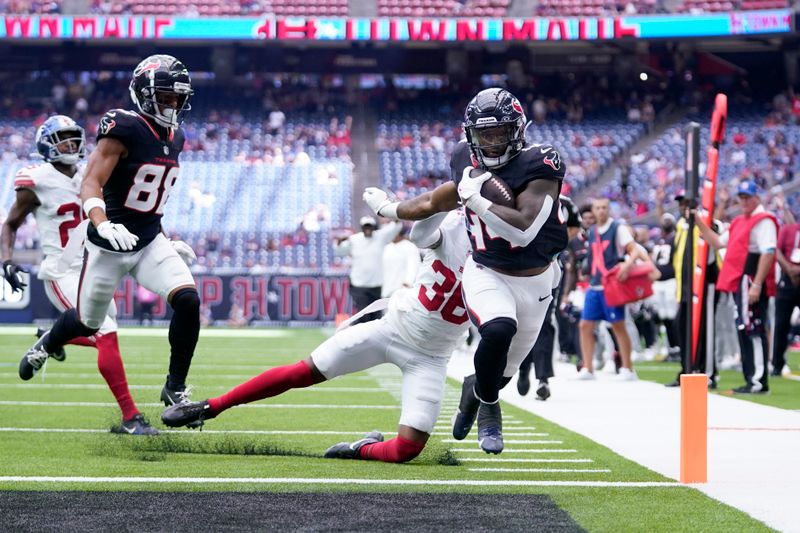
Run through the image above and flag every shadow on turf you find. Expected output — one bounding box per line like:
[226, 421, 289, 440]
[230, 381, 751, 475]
[93, 434, 462, 466]
[0, 492, 586, 532]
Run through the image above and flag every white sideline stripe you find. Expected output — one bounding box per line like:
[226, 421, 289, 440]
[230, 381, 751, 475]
[0, 327, 295, 338]
[442, 439, 562, 444]
[460, 458, 594, 463]
[0, 401, 398, 410]
[0, 427, 552, 439]
[0, 427, 396, 436]
[433, 423, 531, 429]
[0, 476, 682, 487]
[468, 468, 611, 473]
[0, 384, 388, 393]
[452, 448, 576, 453]
[0, 373, 276, 380]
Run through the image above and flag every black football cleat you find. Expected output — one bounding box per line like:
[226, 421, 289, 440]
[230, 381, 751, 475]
[111, 413, 160, 436]
[477, 401, 504, 455]
[324, 431, 384, 459]
[517, 369, 531, 396]
[160, 380, 204, 429]
[36, 328, 66, 362]
[536, 379, 551, 401]
[161, 400, 215, 428]
[19, 332, 61, 380]
[452, 374, 480, 440]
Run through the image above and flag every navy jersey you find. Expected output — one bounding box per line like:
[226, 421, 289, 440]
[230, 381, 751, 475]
[450, 140, 568, 271]
[87, 109, 185, 252]
[586, 221, 621, 286]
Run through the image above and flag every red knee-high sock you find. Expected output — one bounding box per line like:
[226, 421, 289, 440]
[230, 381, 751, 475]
[358, 436, 425, 463]
[67, 336, 96, 347]
[96, 333, 139, 421]
[208, 360, 315, 415]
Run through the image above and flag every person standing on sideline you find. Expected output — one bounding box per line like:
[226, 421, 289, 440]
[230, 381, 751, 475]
[381, 226, 421, 299]
[577, 197, 653, 381]
[516, 195, 582, 400]
[695, 180, 778, 394]
[335, 216, 401, 324]
[662, 190, 722, 388]
[772, 211, 800, 376]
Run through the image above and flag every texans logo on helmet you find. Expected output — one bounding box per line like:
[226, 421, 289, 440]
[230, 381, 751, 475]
[544, 150, 561, 171]
[512, 98, 523, 113]
[134, 59, 161, 76]
[99, 114, 116, 135]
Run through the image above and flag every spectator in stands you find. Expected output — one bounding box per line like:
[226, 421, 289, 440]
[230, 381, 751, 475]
[381, 226, 421, 299]
[335, 216, 402, 324]
[695, 180, 777, 394]
[772, 209, 800, 376]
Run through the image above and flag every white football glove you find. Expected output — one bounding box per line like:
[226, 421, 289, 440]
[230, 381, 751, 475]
[171, 240, 197, 266]
[363, 187, 400, 220]
[457, 167, 493, 216]
[96, 221, 139, 251]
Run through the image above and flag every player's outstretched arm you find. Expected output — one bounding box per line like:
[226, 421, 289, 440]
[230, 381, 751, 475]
[81, 138, 139, 251]
[0, 189, 38, 293]
[409, 212, 449, 249]
[478, 178, 560, 247]
[363, 182, 459, 221]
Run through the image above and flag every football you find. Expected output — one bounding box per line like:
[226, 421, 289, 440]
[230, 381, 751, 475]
[472, 168, 515, 208]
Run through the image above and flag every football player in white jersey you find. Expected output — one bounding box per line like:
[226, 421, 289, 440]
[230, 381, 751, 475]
[0, 115, 157, 435]
[162, 211, 471, 463]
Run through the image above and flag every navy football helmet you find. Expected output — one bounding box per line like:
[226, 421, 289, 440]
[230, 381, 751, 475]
[463, 88, 527, 169]
[129, 54, 193, 128]
[35, 115, 86, 165]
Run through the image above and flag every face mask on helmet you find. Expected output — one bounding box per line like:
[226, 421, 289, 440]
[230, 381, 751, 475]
[467, 122, 523, 169]
[36, 123, 86, 165]
[135, 84, 192, 128]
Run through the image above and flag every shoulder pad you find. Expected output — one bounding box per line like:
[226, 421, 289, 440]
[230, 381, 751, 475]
[96, 109, 140, 143]
[13, 164, 39, 190]
[521, 143, 566, 181]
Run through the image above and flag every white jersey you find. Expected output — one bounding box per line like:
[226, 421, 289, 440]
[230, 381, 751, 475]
[387, 210, 471, 357]
[14, 163, 85, 280]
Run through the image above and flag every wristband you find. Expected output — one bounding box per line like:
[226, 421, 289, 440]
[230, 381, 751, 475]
[465, 196, 492, 217]
[752, 282, 762, 288]
[83, 197, 106, 217]
[378, 202, 400, 220]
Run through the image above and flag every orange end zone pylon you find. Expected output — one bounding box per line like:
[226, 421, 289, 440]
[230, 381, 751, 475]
[680, 374, 708, 483]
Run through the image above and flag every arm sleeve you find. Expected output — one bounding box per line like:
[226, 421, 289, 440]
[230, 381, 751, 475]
[752, 219, 777, 253]
[479, 194, 555, 247]
[376, 221, 403, 244]
[13, 167, 36, 191]
[409, 212, 449, 249]
[333, 237, 352, 257]
[615, 225, 634, 256]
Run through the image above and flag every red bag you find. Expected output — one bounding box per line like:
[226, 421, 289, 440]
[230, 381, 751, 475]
[602, 263, 654, 307]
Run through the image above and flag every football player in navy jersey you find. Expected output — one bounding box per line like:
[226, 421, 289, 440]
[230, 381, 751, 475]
[20, 55, 203, 419]
[364, 87, 568, 454]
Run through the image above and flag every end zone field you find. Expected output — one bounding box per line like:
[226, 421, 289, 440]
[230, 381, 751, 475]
[0, 328, 772, 532]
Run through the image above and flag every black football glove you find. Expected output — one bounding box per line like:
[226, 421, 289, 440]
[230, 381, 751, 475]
[2, 260, 28, 293]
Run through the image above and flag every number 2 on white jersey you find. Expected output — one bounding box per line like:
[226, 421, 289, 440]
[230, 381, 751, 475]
[124, 164, 178, 214]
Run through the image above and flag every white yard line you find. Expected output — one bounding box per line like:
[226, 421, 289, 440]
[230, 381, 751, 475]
[0, 401, 398, 410]
[441, 439, 562, 444]
[447, 355, 800, 533]
[468, 468, 611, 473]
[460, 458, 594, 463]
[451, 448, 577, 453]
[0, 327, 295, 338]
[0, 427, 395, 436]
[0, 384, 388, 393]
[0, 476, 682, 488]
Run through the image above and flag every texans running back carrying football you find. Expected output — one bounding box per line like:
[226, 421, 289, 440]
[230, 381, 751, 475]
[364, 87, 568, 454]
[162, 211, 471, 464]
[19, 55, 202, 418]
[1, 115, 157, 435]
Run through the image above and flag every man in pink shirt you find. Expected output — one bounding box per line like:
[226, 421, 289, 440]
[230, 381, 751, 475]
[773, 216, 800, 375]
